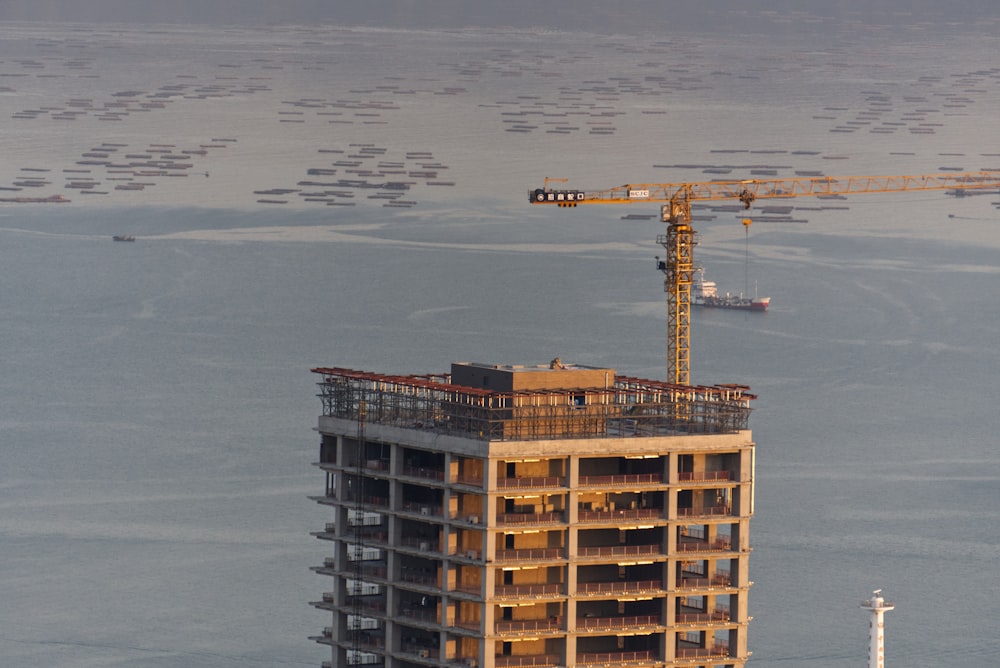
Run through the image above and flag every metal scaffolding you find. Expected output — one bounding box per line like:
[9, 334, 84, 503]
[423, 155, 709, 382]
[313, 367, 753, 440]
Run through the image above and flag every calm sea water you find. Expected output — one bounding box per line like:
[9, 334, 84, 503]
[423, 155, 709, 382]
[1, 17, 999, 668]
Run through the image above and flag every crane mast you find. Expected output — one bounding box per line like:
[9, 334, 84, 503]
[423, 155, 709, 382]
[530, 171, 1000, 385]
[658, 198, 696, 385]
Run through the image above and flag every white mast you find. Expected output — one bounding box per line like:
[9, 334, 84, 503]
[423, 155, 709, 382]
[860, 589, 894, 668]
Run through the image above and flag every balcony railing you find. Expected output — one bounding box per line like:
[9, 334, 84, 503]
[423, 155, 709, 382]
[358, 564, 387, 580]
[398, 569, 439, 587]
[495, 618, 561, 634]
[310, 592, 336, 611]
[677, 505, 731, 518]
[676, 606, 730, 624]
[578, 473, 663, 487]
[403, 501, 443, 518]
[343, 599, 386, 615]
[576, 580, 663, 596]
[402, 465, 446, 482]
[343, 494, 390, 508]
[494, 547, 565, 562]
[675, 643, 730, 658]
[454, 619, 481, 632]
[678, 471, 733, 482]
[577, 650, 655, 665]
[402, 645, 440, 660]
[677, 574, 732, 590]
[676, 536, 733, 553]
[454, 475, 484, 488]
[497, 511, 564, 526]
[453, 582, 482, 596]
[493, 654, 561, 668]
[400, 536, 441, 552]
[352, 637, 386, 652]
[577, 544, 662, 559]
[350, 530, 388, 546]
[496, 476, 565, 489]
[576, 614, 662, 631]
[398, 607, 438, 624]
[577, 508, 661, 523]
[494, 583, 563, 599]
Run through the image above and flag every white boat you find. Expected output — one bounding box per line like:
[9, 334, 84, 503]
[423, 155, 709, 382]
[693, 271, 769, 311]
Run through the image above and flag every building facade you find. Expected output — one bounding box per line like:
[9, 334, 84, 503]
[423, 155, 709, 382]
[311, 361, 756, 668]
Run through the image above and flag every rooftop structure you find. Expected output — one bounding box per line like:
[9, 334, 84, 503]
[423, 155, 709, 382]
[310, 361, 757, 668]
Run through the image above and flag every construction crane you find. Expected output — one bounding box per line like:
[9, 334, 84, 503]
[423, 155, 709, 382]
[529, 172, 1000, 385]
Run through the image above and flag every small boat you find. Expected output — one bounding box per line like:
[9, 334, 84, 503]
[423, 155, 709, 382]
[694, 271, 769, 311]
[112, 235, 135, 242]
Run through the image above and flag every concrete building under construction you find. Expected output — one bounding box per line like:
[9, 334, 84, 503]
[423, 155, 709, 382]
[310, 360, 756, 668]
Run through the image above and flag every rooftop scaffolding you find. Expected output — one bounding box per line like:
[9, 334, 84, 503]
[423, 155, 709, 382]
[312, 367, 754, 440]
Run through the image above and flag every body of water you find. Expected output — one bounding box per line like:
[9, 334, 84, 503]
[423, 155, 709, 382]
[1, 15, 999, 667]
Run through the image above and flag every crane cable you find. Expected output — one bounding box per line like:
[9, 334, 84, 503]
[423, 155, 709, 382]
[742, 217, 752, 308]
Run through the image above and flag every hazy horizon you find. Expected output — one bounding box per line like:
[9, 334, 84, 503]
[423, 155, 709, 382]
[2, 0, 998, 32]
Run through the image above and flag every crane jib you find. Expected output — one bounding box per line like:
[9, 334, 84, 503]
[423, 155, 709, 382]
[531, 172, 1000, 207]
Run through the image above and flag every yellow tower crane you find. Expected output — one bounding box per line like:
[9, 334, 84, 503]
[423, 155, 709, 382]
[529, 172, 1000, 385]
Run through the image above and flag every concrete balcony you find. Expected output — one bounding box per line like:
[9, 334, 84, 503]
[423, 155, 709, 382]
[310, 557, 338, 576]
[309, 626, 334, 646]
[309, 591, 336, 611]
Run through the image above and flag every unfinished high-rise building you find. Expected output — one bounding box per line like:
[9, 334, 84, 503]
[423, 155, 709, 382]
[310, 360, 755, 668]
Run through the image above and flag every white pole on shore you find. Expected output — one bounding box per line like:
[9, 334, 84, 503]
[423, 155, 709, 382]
[860, 589, 894, 668]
